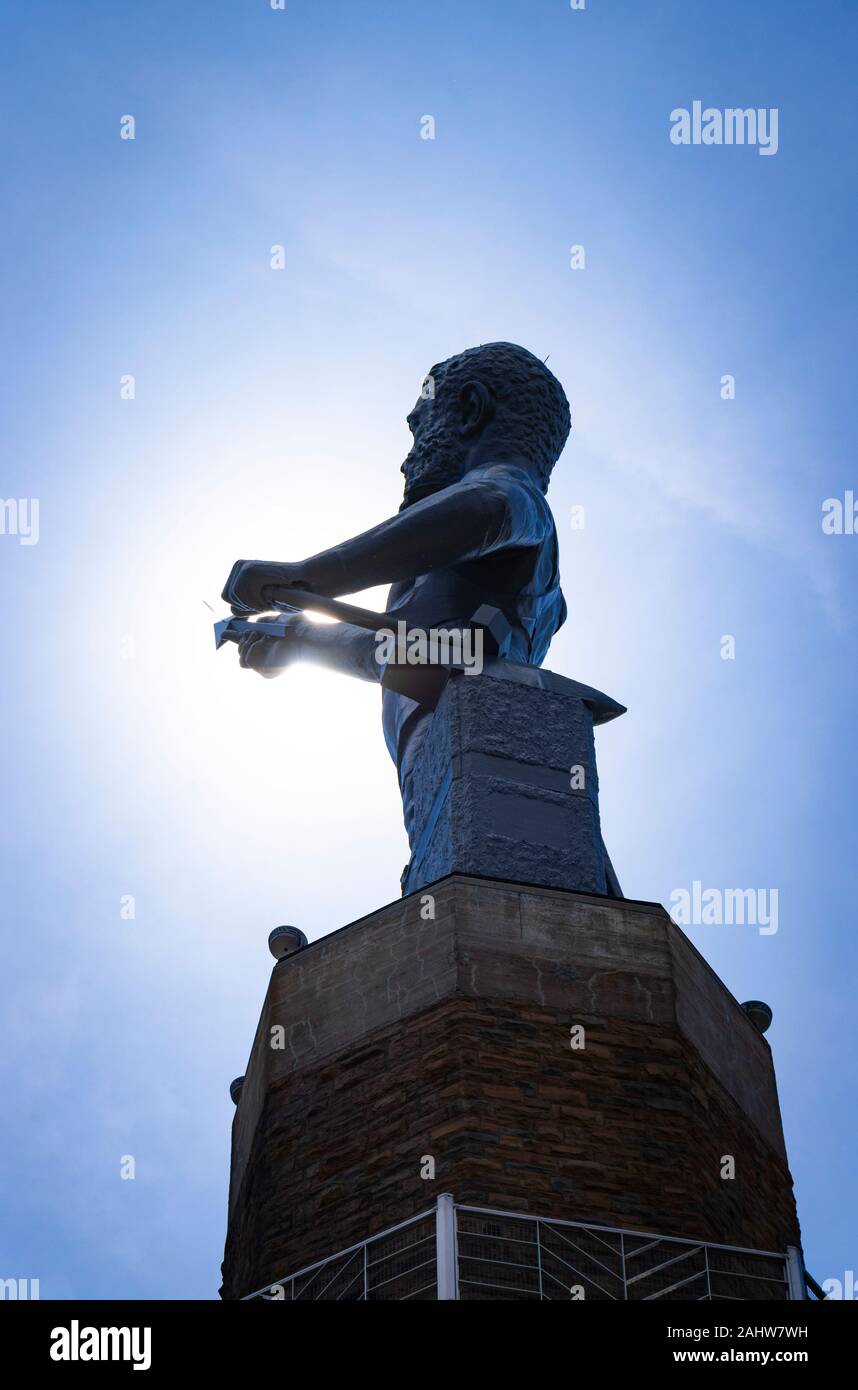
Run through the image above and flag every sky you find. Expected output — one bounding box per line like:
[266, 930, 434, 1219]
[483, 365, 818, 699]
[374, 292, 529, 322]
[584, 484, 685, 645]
[0, 0, 855, 1299]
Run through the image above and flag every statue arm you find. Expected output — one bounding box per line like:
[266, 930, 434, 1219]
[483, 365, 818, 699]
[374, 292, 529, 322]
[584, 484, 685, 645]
[295, 619, 381, 682]
[239, 615, 382, 683]
[286, 476, 548, 597]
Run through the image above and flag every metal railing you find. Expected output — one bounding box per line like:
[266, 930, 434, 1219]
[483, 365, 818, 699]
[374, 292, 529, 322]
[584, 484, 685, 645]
[243, 1195, 805, 1301]
[245, 1209, 438, 1301]
[455, 1205, 793, 1301]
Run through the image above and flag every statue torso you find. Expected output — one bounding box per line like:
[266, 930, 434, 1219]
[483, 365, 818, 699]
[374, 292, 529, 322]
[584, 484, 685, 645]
[381, 477, 566, 779]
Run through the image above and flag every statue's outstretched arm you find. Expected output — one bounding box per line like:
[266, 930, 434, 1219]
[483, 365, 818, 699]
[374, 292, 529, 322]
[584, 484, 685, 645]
[235, 613, 381, 684]
[223, 475, 549, 613]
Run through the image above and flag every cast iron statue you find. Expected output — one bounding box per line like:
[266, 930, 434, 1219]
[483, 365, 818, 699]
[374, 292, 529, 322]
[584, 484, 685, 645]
[220, 342, 587, 868]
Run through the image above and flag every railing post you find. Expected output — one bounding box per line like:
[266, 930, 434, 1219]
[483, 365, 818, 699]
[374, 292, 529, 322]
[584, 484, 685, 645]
[436, 1192, 458, 1300]
[786, 1246, 807, 1300]
[536, 1220, 544, 1300]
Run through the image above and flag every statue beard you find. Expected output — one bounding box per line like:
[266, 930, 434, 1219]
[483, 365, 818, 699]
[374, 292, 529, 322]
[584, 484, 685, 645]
[399, 418, 470, 510]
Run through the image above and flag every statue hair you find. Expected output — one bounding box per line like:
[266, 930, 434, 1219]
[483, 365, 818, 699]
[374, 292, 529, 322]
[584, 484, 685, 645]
[431, 341, 571, 490]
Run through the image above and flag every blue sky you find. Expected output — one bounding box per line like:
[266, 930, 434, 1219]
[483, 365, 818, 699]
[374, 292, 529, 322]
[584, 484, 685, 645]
[0, 0, 855, 1298]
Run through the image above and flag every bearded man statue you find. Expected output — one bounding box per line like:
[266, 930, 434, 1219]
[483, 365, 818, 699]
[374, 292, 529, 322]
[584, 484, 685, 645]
[221, 342, 621, 896]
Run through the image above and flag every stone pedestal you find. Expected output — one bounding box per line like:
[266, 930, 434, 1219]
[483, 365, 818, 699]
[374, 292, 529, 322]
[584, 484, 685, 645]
[221, 875, 801, 1300]
[401, 664, 625, 897]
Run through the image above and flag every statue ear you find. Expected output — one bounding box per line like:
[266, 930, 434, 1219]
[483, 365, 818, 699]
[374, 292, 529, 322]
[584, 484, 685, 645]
[458, 380, 493, 437]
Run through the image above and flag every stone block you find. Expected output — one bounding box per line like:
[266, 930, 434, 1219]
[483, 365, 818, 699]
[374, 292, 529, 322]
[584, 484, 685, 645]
[401, 667, 624, 896]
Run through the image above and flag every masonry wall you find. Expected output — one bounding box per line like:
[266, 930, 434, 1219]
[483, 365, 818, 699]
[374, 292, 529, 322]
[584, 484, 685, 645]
[221, 876, 800, 1300]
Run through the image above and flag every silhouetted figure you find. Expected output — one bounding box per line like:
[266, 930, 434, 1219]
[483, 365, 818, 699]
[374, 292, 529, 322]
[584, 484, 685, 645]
[222, 342, 586, 870]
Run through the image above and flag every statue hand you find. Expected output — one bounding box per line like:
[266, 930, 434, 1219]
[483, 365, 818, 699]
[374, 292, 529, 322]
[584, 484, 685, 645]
[222, 559, 309, 615]
[236, 617, 305, 678]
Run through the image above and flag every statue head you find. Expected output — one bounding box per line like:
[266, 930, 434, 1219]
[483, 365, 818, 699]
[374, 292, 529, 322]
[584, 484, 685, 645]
[400, 341, 571, 508]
